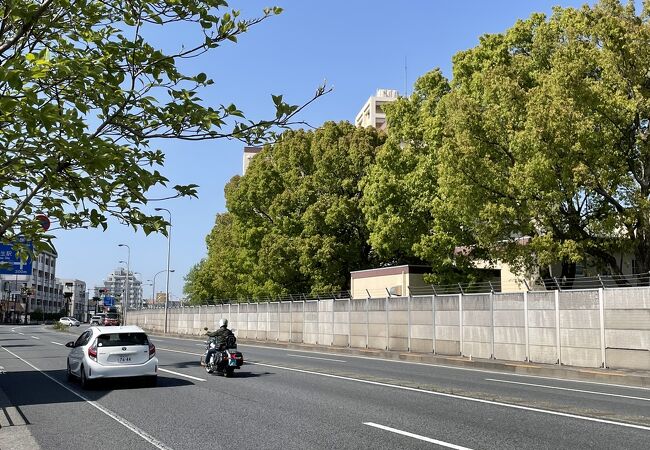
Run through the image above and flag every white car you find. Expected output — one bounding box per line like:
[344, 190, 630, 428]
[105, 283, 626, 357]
[66, 325, 158, 388]
[59, 317, 80, 327]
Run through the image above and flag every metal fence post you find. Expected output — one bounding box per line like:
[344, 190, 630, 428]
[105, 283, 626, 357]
[555, 290, 561, 365]
[524, 291, 530, 362]
[407, 293, 411, 352]
[599, 288, 606, 368]
[365, 297, 369, 349]
[255, 303, 258, 340]
[331, 299, 335, 346]
[385, 297, 389, 350]
[490, 291, 495, 359]
[348, 297, 351, 347]
[459, 293, 464, 356]
[432, 295, 436, 354]
[289, 301, 293, 343]
[302, 300, 306, 344]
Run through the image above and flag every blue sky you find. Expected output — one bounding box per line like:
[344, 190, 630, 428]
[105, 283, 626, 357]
[53, 0, 596, 299]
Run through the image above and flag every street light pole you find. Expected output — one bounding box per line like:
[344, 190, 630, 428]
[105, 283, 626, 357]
[152, 269, 174, 307]
[155, 208, 172, 333]
[118, 244, 130, 324]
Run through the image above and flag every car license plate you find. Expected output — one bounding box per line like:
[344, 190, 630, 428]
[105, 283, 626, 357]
[228, 359, 237, 367]
[119, 356, 131, 363]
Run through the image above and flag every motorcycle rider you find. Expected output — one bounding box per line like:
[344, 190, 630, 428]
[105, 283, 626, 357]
[205, 318, 234, 366]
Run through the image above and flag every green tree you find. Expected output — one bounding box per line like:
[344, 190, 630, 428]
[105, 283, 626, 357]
[438, 0, 650, 276]
[0, 0, 328, 255]
[187, 122, 386, 299]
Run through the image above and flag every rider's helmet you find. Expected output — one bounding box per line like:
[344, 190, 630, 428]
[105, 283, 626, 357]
[219, 318, 228, 328]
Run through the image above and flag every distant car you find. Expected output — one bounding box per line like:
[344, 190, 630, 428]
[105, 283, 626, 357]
[104, 313, 120, 326]
[89, 314, 105, 326]
[59, 317, 80, 327]
[65, 325, 157, 388]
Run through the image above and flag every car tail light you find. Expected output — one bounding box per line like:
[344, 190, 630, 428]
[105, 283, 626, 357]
[148, 342, 155, 359]
[88, 341, 97, 361]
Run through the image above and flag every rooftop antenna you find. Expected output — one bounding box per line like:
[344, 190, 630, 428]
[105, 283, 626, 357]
[404, 55, 408, 97]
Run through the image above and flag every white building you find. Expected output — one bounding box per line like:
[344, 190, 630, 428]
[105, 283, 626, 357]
[355, 89, 400, 130]
[1, 249, 64, 322]
[102, 267, 143, 308]
[59, 279, 88, 321]
[243, 146, 262, 175]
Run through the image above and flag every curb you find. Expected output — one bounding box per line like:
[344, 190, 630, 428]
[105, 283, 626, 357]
[152, 331, 650, 388]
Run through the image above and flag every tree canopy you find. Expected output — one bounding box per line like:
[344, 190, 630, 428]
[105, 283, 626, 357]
[0, 0, 327, 256]
[184, 122, 385, 303]
[361, 0, 650, 281]
[438, 0, 650, 276]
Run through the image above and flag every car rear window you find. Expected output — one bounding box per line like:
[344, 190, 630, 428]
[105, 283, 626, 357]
[107, 313, 119, 319]
[97, 333, 149, 347]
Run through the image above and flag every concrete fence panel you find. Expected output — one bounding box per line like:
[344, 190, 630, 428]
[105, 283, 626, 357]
[348, 298, 367, 348]
[605, 288, 650, 370]
[303, 300, 319, 345]
[334, 299, 352, 347]
[493, 293, 526, 362]
[559, 290, 601, 368]
[126, 284, 650, 372]
[367, 298, 387, 350]
[434, 295, 460, 355]
[527, 291, 558, 364]
[318, 299, 334, 345]
[410, 296, 434, 353]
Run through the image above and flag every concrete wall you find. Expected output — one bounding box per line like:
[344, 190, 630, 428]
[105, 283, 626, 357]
[129, 287, 650, 372]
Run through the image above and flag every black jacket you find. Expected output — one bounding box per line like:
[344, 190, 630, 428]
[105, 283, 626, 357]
[207, 326, 234, 348]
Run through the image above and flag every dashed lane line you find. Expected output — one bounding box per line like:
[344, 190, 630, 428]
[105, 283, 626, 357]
[364, 422, 473, 449]
[158, 368, 206, 382]
[156, 346, 650, 432]
[0, 346, 174, 450]
[485, 378, 650, 402]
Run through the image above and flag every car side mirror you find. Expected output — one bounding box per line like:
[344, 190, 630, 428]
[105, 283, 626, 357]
[65, 341, 75, 348]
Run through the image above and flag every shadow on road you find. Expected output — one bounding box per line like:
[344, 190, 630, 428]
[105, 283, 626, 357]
[163, 360, 199, 369]
[0, 368, 194, 408]
[0, 344, 37, 348]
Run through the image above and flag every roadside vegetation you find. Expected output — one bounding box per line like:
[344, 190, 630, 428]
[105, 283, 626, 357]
[185, 1, 650, 303]
[0, 0, 328, 257]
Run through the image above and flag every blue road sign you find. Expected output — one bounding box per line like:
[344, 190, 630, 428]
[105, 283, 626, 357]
[103, 296, 115, 307]
[0, 240, 33, 275]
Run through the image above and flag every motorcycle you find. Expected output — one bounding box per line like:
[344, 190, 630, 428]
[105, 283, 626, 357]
[200, 329, 244, 377]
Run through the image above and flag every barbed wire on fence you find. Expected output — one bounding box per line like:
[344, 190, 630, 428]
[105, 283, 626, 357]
[140, 272, 650, 309]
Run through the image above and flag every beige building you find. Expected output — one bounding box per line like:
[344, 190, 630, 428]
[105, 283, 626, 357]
[354, 89, 400, 130]
[350, 265, 430, 299]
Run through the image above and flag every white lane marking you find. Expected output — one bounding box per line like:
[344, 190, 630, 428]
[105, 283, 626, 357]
[288, 354, 345, 363]
[195, 344, 206, 347]
[0, 346, 173, 450]
[486, 378, 650, 402]
[364, 422, 473, 449]
[246, 361, 650, 432]
[148, 335, 650, 392]
[18, 332, 24, 335]
[158, 368, 206, 382]
[155, 345, 650, 431]
[51, 341, 64, 346]
[31, 336, 40, 340]
[238, 344, 650, 392]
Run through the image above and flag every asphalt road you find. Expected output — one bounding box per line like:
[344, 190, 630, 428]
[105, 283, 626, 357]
[1, 324, 649, 449]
